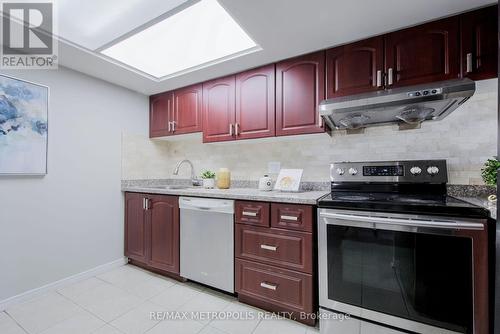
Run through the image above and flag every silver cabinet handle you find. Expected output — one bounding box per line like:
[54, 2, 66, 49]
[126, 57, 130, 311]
[235, 123, 240, 136]
[229, 123, 234, 136]
[260, 244, 278, 251]
[387, 68, 394, 86]
[142, 198, 146, 210]
[466, 53, 473, 73]
[242, 211, 257, 217]
[376, 70, 382, 87]
[167, 121, 172, 132]
[260, 282, 277, 291]
[172, 121, 176, 132]
[280, 215, 298, 221]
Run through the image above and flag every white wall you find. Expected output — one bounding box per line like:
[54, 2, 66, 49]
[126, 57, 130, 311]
[0, 67, 148, 301]
[123, 79, 498, 185]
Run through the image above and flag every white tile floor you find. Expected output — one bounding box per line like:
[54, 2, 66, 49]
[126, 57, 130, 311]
[2, 265, 320, 334]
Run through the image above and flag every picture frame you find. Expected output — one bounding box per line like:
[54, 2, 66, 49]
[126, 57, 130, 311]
[0, 74, 49, 175]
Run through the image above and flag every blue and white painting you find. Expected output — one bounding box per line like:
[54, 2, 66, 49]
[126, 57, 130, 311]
[0, 75, 48, 174]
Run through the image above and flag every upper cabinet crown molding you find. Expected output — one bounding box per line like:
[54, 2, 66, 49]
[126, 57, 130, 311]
[276, 51, 325, 136]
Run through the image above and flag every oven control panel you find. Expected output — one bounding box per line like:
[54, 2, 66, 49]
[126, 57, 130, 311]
[330, 160, 448, 183]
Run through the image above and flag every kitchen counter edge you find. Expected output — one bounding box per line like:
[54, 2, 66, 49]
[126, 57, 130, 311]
[122, 186, 329, 205]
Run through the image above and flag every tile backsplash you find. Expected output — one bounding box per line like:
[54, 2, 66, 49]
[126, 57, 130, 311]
[122, 79, 498, 185]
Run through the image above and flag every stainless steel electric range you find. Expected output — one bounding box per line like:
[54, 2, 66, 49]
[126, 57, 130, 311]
[317, 160, 492, 334]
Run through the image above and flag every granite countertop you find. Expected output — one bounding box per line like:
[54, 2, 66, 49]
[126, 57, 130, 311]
[457, 197, 497, 220]
[122, 185, 329, 205]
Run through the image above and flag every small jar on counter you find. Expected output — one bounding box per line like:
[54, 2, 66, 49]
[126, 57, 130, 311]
[216, 168, 231, 189]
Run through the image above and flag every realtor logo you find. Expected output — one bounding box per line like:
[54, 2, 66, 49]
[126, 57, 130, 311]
[0, 0, 58, 69]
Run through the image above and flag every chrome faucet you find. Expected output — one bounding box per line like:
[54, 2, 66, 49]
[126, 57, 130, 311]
[173, 160, 202, 186]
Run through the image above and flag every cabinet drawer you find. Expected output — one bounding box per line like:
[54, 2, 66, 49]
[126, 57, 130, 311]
[235, 201, 270, 227]
[235, 259, 313, 314]
[271, 203, 313, 232]
[235, 224, 312, 273]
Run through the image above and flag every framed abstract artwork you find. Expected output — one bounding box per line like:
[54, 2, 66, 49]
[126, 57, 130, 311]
[0, 74, 48, 175]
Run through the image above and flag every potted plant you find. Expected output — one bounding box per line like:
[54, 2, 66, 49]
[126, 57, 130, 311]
[481, 157, 499, 202]
[201, 170, 216, 189]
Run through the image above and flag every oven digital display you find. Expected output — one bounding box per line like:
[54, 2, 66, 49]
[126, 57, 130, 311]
[363, 165, 404, 176]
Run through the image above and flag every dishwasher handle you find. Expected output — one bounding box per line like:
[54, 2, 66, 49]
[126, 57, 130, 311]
[179, 197, 234, 214]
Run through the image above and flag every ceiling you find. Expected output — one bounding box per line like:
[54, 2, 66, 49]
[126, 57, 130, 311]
[55, 0, 497, 95]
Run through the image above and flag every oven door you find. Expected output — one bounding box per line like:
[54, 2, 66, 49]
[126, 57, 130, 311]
[318, 208, 487, 334]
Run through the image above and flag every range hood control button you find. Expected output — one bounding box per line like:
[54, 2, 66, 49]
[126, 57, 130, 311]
[427, 166, 439, 175]
[410, 166, 422, 175]
[336, 168, 345, 175]
[348, 168, 358, 175]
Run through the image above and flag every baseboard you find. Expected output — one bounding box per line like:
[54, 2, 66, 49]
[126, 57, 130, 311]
[0, 257, 127, 311]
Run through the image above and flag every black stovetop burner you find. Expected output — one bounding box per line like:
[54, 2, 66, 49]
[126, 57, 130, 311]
[319, 160, 490, 218]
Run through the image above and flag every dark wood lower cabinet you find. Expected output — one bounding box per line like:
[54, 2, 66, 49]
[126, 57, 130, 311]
[235, 224, 313, 273]
[148, 195, 179, 274]
[236, 259, 315, 326]
[235, 200, 316, 326]
[125, 192, 180, 277]
[125, 193, 147, 263]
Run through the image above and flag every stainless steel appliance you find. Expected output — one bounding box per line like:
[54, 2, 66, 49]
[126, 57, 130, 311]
[319, 79, 475, 130]
[318, 160, 491, 334]
[180, 197, 234, 293]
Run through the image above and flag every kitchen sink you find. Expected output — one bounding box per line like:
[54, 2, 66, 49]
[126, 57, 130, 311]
[143, 185, 195, 190]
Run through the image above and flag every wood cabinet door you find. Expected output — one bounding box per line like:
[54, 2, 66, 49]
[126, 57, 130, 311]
[202, 76, 236, 142]
[147, 195, 179, 274]
[235, 65, 275, 139]
[326, 36, 385, 98]
[173, 84, 202, 135]
[461, 5, 498, 80]
[276, 51, 325, 136]
[150, 92, 173, 138]
[125, 193, 147, 263]
[385, 17, 460, 88]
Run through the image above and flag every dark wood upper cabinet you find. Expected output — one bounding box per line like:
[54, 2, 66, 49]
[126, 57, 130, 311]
[326, 36, 385, 98]
[276, 51, 325, 136]
[153, 7, 495, 142]
[172, 84, 202, 135]
[385, 17, 460, 88]
[461, 5, 498, 80]
[202, 76, 236, 143]
[125, 193, 147, 263]
[235, 65, 276, 140]
[148, 195, 179, 274]
[150, 92, 173, 137]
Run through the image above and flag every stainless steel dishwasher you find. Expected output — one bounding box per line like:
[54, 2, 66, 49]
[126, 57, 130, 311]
[179, 196, 234, 293]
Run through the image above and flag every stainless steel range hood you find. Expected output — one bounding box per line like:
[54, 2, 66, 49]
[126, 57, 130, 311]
[319, 79, 475, 131]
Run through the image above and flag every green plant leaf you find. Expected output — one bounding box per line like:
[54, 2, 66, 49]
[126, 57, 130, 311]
[201, 170, 216, 179]
[481, 157, 500, 186]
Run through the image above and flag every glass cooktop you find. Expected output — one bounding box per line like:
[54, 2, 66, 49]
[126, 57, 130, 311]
[319, 191, 490, 218]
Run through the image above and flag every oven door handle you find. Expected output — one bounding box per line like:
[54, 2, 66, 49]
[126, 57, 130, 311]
[320, 212, 484, 231]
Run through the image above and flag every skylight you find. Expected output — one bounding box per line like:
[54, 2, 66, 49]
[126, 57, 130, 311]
[101, 0, 259, 79]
